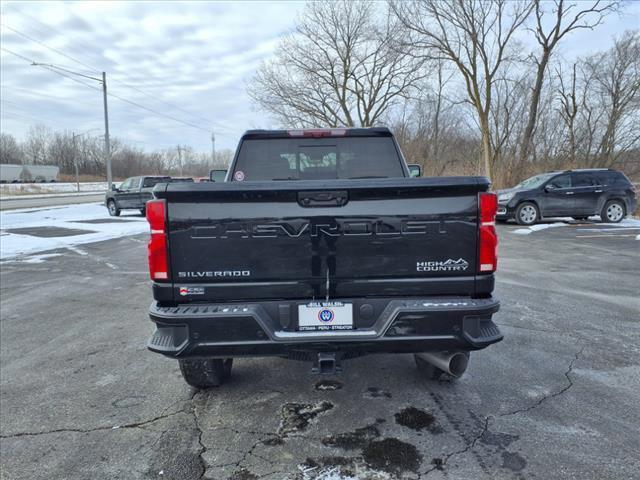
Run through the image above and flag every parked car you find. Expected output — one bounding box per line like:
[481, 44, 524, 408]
[105, 176, 170, 216]
[496, 169, 637, 225]
[144, 127, 502, 388]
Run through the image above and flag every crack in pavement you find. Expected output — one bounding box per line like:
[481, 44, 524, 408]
[421, 346, 584, 477]
[190, 391, 207, 480]
[0, 405, 190, 439]
[500, 346, 584, 418]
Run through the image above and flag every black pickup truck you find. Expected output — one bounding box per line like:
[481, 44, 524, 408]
[145, 128, 502, 388]
[106, 176, 171, 216]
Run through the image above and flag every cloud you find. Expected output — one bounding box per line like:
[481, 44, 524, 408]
[1, 1, 305, 152]
[1, 0, 637, 155]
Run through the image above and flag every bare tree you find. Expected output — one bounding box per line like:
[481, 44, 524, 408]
[556, 63, 579, 166]
[587, 31, 640, 167]
[391, 0, 533, 179]
[0, 133, 22, 164]
[22, 125, 51, 164]
[248, 0, 424, 128]
[519, 0, 619, 163]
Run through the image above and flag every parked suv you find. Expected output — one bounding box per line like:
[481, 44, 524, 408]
[496, 169, 636, 225]
[105, 176, 170, 216]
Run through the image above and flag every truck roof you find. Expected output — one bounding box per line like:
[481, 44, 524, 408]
[241, 127, 393, 140]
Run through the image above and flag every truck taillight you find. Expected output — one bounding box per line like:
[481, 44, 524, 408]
[478, 192, 498, 273]
[146, 199, 169, 281]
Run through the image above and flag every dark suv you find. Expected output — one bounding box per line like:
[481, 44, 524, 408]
[496, 169, 636, 225]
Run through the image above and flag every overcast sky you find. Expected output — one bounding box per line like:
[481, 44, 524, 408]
[1, 1, 638, 153]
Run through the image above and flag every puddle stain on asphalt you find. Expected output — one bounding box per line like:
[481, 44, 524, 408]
[261, 436, 285, 446]
[394, 407, 443, 433]
[363, 386, 392, 399]
[501, 451, 527, 472]
[362, 438, 422, 474]
[314, 379, 343, 391]
[228, 468, 258, 480]
[479, 430, 519, 448]
[322, 424, 381, 450]
[278, 401, 334, 436]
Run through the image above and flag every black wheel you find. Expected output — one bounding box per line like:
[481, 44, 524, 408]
[414, 354, 444, 380]
[601, 200, 625, 223]
[515, 202, 539, 225]
[572, 216, 589, 221]
[178, 358, 233, 389]
[107, 200, 120, 217]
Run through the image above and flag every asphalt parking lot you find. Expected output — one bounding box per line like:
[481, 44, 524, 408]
[1, 219, 639, 480]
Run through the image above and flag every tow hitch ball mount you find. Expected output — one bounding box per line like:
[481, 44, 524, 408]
[312, 352, 343, 375]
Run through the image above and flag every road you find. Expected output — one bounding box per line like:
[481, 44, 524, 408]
[1, 223, 639, 479]
[0, 193, 105, 210]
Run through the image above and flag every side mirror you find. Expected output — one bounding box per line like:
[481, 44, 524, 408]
[111, 184, 117, 191]
[545, 184, 556, 192]
[209, 169, 227, 182]
[408, 164, 422, 178]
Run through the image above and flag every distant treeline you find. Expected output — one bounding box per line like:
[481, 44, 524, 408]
[0, 127, 232, 180]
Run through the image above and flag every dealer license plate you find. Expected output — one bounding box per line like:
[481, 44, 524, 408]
[298, 302, 353, 331]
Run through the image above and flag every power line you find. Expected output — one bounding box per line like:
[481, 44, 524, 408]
[0, 23, 100, 74]
[107, 76, 222, 127]
[0, 46, 35, 63]
[2, 22, 232, 131]
[2, 47, 211, 133]
[7, 9, 103, 68]
[1, 47, 99, 91]
[106, 91, 212, 133]
[0, 85, 101, 106]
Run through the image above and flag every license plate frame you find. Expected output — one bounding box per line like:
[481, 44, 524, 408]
[298, 302, 353, 331]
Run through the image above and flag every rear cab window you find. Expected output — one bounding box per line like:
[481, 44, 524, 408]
[143, 177, 170, 188]
[232, 136, 405, 181]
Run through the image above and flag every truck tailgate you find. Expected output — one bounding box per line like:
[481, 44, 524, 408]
[156, 177, 490, 302]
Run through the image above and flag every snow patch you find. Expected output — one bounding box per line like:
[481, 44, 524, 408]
[512, 222, 567, 235]
[0, 202, 148, 260]
[1, 253, 63, 264]
[599, 218, 640, 228]
[0, 182, 115, 196]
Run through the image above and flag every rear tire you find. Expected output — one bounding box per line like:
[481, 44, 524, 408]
[179, 358, 233, 389]
[515, 202, 539, 225]
[107, 200, 120, 217]
[601, 200, 625, 223]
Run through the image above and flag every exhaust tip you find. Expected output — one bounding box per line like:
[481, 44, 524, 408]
[448, 352, 469, 378]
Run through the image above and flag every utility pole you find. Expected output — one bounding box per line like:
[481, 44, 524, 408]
[177, 145, 183, 176]
[102, 72, 113, 190]
[211, 131, 215, 166]
[30, 63, 113, 190]
[72, 132, 80, 193]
